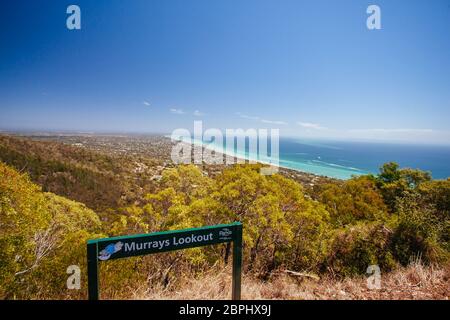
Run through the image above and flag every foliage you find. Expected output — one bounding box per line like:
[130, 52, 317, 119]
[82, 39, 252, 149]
[326, 222, 396, 276]
[0, 162, 102, 298]
[315, 176, 389, 226]
[1, 136, 449, 299]
[376, 162, 432, 211]
[390, 192, 449, 265]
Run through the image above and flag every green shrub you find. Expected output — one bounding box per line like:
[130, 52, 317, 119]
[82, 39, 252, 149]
[326, 222, 396, 276]
[0, 162, 103, 299]
[316, 176, 389, 226]
[390, 193, 449, 265]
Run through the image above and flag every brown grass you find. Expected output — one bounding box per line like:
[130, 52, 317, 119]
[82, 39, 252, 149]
[129, 261, 450, 300]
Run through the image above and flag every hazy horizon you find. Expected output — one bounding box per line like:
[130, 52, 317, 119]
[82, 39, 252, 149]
[3, 126, 450, 147]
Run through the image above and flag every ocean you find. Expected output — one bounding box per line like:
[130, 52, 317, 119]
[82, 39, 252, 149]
[185, 136, 450, 180]
[277, 139, 450, 180]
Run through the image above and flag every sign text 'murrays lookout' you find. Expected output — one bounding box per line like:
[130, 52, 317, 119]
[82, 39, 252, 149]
[125, 232, 213, 251]
[94, 224, 236, 261]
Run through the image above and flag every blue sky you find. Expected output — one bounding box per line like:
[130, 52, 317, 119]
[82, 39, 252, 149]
[1, 0, 449, 144]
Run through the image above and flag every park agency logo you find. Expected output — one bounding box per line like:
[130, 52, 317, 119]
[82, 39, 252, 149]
[219, 228, 233, 241]
[98, 241, 124, 261]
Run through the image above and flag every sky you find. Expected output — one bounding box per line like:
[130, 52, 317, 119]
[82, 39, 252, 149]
[1, 0, 450, 144]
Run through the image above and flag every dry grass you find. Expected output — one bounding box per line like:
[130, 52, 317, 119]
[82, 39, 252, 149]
[130, 261, 450, 300]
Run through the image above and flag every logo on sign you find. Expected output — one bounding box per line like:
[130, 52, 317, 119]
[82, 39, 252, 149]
[98, 241, 124, 261]
[219, 228, 232, 240]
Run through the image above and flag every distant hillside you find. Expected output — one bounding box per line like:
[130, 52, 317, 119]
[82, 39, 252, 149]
[0, 135, 158, 211]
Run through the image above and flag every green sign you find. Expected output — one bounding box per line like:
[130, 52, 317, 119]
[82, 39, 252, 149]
[87, 222, 243, 300]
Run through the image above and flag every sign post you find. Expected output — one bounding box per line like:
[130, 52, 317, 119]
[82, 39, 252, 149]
[87, 222, 243, 300]
[231, 224, 242, 300]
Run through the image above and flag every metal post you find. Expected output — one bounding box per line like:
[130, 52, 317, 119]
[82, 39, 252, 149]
[231, 223, 242, 300]
[87, 242, 99, 300]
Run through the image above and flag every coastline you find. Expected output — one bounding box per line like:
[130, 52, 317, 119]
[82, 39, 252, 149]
[171, 136, 357, 181]
[171, 136, 345, 182]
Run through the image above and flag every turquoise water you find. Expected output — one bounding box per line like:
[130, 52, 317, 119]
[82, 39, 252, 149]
[277, 139, 450, 180]
[176, 136, 450, 180]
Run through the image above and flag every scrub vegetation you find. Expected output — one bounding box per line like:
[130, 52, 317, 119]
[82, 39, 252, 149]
[0, 135, 449, 299]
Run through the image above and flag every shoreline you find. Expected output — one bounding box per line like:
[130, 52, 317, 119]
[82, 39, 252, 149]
[2, 132, 351, 181]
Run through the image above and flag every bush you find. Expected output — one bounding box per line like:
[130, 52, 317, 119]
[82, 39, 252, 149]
[0, 162, 103, 299]
[390, 193, 449, 265]
[316, 176, 389, 226]
[326, 222, 396, 276]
